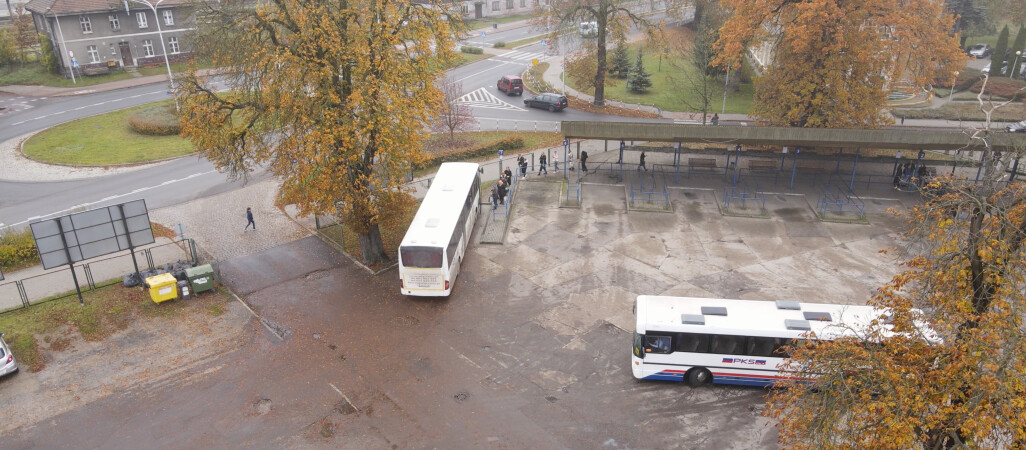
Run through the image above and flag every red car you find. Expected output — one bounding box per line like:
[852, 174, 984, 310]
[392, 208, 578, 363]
[497, 75, 523, 96]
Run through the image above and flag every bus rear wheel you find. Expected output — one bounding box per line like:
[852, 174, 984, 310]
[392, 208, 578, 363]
[686, 368, 712, 387]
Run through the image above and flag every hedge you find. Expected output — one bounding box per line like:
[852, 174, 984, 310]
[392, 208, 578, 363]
[0, 228, 39, 271]
[127, 103, 181, 136]
[461, 46, 483, 54]
[970, 76, 1026, 101]
[417, 136, 525, 169]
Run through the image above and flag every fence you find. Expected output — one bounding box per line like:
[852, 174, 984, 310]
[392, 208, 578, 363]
[0, 238, 211, 314]
[816, 184, 866, 221]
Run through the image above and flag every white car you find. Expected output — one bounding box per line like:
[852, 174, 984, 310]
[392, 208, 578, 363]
[0, 333, 18, 378]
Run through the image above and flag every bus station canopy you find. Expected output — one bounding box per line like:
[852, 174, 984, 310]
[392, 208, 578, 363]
[560, 121, 1026, 153]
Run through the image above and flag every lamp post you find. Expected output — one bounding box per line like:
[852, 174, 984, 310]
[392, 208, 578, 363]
[947, 71, 959, 103]
[127, 0, 178, 111]
[1013, 51, 1022, 79]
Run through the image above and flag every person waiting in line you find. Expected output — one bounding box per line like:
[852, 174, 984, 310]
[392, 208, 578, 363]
[497, 178, 507, 204]
[490, 183, 500, 210]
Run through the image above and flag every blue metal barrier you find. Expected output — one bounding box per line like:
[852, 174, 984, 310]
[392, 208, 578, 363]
[629, 173, 670, 208]
[722, 181, 766, 211]
[816, 184, 865, 219]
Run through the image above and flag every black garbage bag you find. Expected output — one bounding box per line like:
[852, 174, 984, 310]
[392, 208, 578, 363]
[123, 272, 141, 288]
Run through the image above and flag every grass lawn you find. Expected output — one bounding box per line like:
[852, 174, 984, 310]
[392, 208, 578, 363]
[0, 64, 136, 88]
[22, 100, 194, 166]
[894, 101, 1026, 122]
[464, 13, 535, 30]
[0, 283, 234, 372]
[565, 39, 755, 114]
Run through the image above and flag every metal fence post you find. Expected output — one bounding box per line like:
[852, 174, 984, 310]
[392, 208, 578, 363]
[144, 249, 155, 271]
[16, 280, 29, 308]
[190, 238, 199, 264]
[84, 263, 95, 289]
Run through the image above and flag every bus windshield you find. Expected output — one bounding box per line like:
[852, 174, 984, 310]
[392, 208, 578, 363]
[400, 246, 443, 268]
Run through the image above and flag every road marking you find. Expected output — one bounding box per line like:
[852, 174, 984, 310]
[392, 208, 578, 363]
[457, 88, 526, 111]
[328, 383, 360, 412]
[9, 169, 216, 228]
[493, 51, 546, 62]
[9, 90, 167, 126]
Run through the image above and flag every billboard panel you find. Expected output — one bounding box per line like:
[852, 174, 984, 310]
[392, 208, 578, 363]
[30, 199, 156, 270]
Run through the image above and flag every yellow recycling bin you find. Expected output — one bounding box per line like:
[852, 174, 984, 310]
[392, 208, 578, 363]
[146, 273, 179, 303]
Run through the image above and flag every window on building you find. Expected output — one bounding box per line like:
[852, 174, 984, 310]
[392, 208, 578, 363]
[492, 1, 499, 11]
[506, 0, 513, 8]
[143, 39, 154, 57]
[162, 10, 173, 26]
[87, 45, 99, 63]
[109, 14, 120, 31]
[168, 36, 179, 54]
[137, 12, 148, 28]
[80, 16, 92, 33]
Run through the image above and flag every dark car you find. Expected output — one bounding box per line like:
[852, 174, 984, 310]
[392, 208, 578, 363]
[1006, 120, 1026, 133]
[524, 93, 568, 112]
[967, 43, 992, 58]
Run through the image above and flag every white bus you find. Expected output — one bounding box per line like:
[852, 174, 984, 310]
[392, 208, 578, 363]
[631, 295, 888, 387]
[398, 162, 481, 296]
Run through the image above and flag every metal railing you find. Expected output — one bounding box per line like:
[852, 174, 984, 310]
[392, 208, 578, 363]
[0, 239, 210, 314]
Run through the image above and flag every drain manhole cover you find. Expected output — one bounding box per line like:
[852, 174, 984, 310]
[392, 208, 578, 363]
[545, 396, 558, 403]
[453, 392, 470, 403]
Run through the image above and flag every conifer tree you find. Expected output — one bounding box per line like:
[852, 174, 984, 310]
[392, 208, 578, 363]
[990, 25, 1009, 77]
[1008, 25, 1024, 79]
[627, 48, 651, 93]
[609, 41, 630, 79]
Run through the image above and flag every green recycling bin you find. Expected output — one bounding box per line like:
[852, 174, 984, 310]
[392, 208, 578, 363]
[186, 264, 216, 295]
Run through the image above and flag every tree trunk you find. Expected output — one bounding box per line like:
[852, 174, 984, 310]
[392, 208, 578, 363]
[358, 223, 390, 265]
[593, 16, 608, 107]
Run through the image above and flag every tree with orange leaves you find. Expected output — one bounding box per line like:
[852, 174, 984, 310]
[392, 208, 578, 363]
[714, 0, 965, 128]
[766, 80, 1026, 447]
[176, 0, 463, 264]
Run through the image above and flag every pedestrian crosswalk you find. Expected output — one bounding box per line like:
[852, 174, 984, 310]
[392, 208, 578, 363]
[457, 88, 526, 111]
[0, 96, 43, 115]
[490, 50, 547, 64]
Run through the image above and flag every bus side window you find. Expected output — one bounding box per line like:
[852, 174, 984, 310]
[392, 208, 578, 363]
[709, 334, 744, 355]
[644, 335, 672, 354]
[677, 332, 709, 353]
[747, 337, 783, 357]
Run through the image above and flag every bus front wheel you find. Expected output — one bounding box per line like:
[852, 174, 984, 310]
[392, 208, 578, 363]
[686, 368, 711, 387]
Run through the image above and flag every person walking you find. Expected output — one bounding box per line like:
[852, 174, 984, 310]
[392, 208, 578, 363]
[552, 151, 560, 171]
[711, 113, 719, 125]
[497, 178, 507, 204]
[538, 152, 548, 175]
[638, 150, 647, 172]
[503, 167, 513, 186]
[244, 207, 256, 231]
[580, 150, 589, 173]
[518, 155, 528, 179]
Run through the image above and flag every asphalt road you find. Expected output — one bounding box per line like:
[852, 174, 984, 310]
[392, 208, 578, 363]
[0, 24, 669, 231]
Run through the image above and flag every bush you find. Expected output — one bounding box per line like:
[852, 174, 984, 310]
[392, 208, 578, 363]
[493, 41, 507, 48]
[461, 46, 483, 54]
[971, 76, 1026, 101]
[0, 228, 39, 271]
[417, 136, 525, 169]
[127, 103, 181, 136]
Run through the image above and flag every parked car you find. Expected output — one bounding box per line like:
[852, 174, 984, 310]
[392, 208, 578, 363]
[0, 333, 17, 378]
[524, 93, 568, 112]
[1007, 120, 1026, 133]
[497, 75, 523, 96]
[968, 43, 992, 58]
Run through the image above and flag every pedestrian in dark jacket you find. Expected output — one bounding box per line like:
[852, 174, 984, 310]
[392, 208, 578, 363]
[497, 179, 507, 204]
[580, 150, 589, 173]
[638, 151, 647, 172]
[504, 168, 513, 185]
[244, 207, 256, 231]
[518, 155, 528, 179]
[538, 153, 548, 174]
[490, 183, 499, 209]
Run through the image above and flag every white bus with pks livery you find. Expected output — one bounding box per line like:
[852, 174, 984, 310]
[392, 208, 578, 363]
[631, 295, 890, 387]
[398, 162, 480, 296]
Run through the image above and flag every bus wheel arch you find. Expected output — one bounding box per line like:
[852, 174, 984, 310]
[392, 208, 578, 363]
[686, 367, 712, 387]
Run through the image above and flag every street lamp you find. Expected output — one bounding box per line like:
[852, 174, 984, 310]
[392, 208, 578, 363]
[125, 0, 178, 111]
[1013, 51, 1023, 79]
[947, 70, 959, 104]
